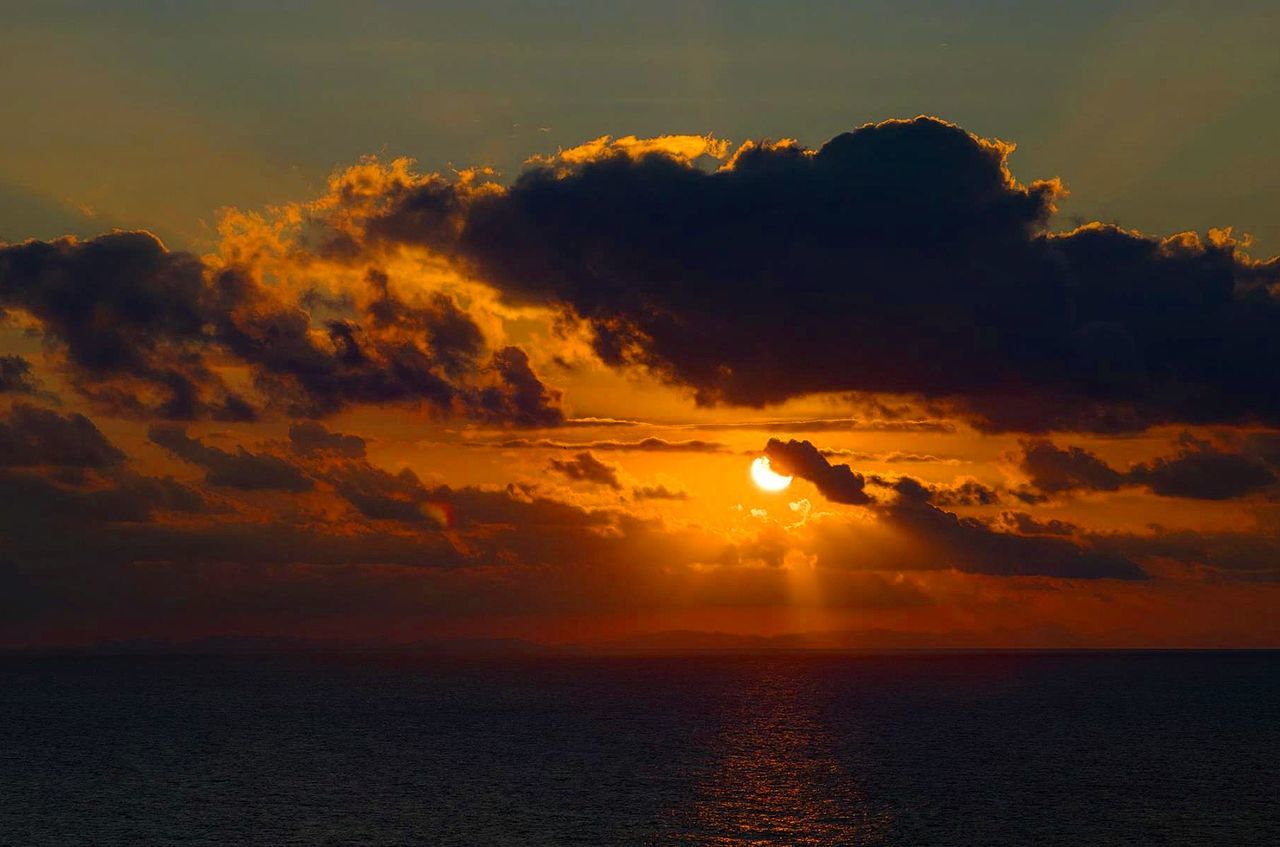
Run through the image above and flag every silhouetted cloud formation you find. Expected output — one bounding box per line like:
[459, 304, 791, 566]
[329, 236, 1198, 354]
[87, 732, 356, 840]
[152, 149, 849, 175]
[0, 356, 38, 394]
[765, 438, 872, 505]
[6, 116, 1280, 648]
[0, 405, 206, 547]
[1018, 434, 1277, 500]
[0, 231, 254, 420]
[992, 511, 1078, 537]
[352, 117, 1280, 432]
[548, 451, 622, 489]
[14, 119, 1277, 433]
[288, 421, 367, 458]
[764, 437, 1143, 579]
[0, 231, 562, 425]
[327, 462, 447, 524]
[1127, 435, 1277, 500]
[149, 425, 313, 492]
[0, 403, 125, 468]
[926, 478, 1002, 507]
[1018, 439, 1125, 494]
[0, 464, 206, 530]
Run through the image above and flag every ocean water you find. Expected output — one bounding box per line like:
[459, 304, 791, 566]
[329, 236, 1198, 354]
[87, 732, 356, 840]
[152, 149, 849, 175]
[1, 651, 1276, 846]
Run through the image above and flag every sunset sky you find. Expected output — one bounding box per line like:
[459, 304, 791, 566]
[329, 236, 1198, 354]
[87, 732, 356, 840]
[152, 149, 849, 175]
[3, 1, 1280, 649]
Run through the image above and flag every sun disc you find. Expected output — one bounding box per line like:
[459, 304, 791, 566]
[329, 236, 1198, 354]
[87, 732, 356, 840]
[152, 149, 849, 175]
[751, 456, 793, 492]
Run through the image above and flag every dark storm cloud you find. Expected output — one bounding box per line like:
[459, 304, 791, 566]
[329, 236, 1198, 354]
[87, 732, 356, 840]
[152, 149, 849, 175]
[287, 421, 367, 458]
[1018, 439, 1125, 494]
[148, 425, 313, 492]
[992, 511, 1078, 537]
[548, 451, 622, 489]
[362, 269, 484, 378]
[764, 437, 1144, 579]
[0, 231, 253, 420]
[1093, 528, 1280, 580]
[1017, 435, 1278, 500]
[0, 355, 38, 394]
[1126, 434, 1277, 500]
[0, 405, 205, 530]
[0, 232, 562, 425]
[0, 232, 208, 373]
[360, 116, 1280, 432]
[0, 403, 125, 467]
[215, 267, 562, 425]
[327, 463, 443, 524]
[864, 473, 1003, 507]
[926, 478, 1002, 507]
[880, 477, 1145, 579]
[765, 438, 872, 505]
[475, 347, 564, 428]
[0, 466, 206, 524]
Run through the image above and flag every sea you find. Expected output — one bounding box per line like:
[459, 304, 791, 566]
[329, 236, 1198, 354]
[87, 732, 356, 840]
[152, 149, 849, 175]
[2, 651, 1276, 845]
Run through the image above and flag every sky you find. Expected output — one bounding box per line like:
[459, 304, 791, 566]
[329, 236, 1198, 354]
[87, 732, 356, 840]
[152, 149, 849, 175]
[2, 1, 1280, 650]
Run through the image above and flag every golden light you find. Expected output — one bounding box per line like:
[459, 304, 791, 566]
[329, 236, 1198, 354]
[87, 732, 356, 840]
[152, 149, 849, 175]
[751, 456, 793, 492]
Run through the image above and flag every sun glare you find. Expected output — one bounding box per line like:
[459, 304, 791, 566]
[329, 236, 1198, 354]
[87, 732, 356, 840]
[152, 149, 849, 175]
[751, 456, 793, 492]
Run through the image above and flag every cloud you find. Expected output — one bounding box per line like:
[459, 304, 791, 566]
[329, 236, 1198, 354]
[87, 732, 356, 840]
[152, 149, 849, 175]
[819, 449, 959, 464]
[339, 117, 1280, 432]
[991, 511, 1079, 537]
[1126, 434, 1276, 500]
[765, 438, 872, 505]
[0, 405, 206, 531]
[553, 416, 955, 433]
[0, 356, 38, 394]
[473, 346, 564, 428]
[1018, 439, 1125, 493]
[6, 118, 1280, 646]
[926, 477, 1002, 507]
[288, 421, 367, 458]
[327, 462, 450, 525]
[0, 232, 563, 425]
[0, 403, 125, 468]
[11, 120, 1280, 434]
[479, 436, 728, 453]
[0, 466, 206, 524]
[693, 418, 956, 434]
[1093, 527, 1280, 580]
[548, 451, 622, 489]
[527, 134, 731, 167]
[148, 425, 313, 492]
[0, 232, 257, 420]
[1017, 434, 1277, 500]
[559, 417, 644, 427]
[860, 473, 1002, 507]
[764, 437, 1144, 580]
[875, 480, 1145, 579]
[0, 412, 988, 647]
[632, 484, 688, 501]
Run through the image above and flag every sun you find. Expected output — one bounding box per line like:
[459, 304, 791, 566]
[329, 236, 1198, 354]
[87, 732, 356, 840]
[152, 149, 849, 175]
[751, 456, 793, 492]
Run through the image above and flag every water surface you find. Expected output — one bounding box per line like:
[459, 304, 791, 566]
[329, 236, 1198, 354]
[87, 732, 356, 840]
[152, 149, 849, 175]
[2, 651, 1276, 845]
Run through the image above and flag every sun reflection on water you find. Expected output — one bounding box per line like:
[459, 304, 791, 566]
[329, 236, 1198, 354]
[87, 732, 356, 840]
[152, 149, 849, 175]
[661, 659, 893, 845]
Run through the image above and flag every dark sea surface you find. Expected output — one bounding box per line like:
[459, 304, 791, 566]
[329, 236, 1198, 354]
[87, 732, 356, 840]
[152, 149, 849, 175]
[1, 651, 1277, 846]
